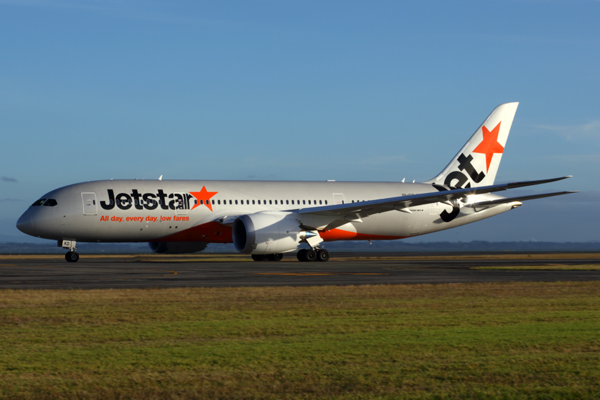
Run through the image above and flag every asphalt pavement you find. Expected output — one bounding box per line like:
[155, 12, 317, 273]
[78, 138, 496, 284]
[1, 252, 599, 289]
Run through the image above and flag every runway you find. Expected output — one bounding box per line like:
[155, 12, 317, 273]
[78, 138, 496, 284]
[1, 252, 600, 289]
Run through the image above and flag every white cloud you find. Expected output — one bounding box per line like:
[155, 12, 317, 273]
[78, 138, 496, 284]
[534, 120, 600, 143]
[549, 153, 600, 164]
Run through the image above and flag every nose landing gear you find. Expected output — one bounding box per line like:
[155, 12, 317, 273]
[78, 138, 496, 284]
[60, 240, 79, 263]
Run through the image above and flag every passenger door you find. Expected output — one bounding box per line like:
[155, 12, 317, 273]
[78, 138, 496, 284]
[81, 192, 98, 215]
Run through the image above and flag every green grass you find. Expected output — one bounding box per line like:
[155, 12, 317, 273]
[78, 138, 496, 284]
[1, 282, 599, 399]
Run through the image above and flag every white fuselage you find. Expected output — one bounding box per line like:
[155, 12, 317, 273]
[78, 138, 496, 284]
[16, 179, 511, 245]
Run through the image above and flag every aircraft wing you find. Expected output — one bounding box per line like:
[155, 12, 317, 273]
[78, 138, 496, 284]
[297, 176, 574, 220]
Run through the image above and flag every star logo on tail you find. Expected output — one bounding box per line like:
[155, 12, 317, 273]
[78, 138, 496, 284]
[473, 122, 504, 172]
[189, 186, 218, 211]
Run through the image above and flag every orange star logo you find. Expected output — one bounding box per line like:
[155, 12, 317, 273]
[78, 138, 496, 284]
[189, 186, 218, 211]
[473, 122, 504, 172]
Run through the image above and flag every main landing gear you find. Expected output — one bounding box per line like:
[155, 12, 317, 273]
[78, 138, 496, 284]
[250, 249, 330, 262]
[60, 239, 79, 263]
[251, 253, 284, 262]
[297, 248, 329, 262]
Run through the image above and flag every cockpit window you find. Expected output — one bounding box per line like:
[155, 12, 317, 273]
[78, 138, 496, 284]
[32, 199, 46, 206]
[43, 199, 58, 207]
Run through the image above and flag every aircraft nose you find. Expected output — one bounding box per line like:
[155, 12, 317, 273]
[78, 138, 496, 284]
[16, 211, 33, 235]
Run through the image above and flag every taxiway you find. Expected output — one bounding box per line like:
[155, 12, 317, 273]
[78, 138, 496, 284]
[1, 252, 599, 290]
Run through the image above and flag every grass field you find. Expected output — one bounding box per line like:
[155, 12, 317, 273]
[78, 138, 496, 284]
[1, 282, 599, 399]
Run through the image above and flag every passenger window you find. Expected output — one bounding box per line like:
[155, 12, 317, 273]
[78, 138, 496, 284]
[325, 200, 328, 205]
[43, 199, 57, 207]
[32, 199, 46, 206]
[291, 200, 294, 205]
[235, 200, 238, 205]
[286, 200, 289, 205]
[212, 200, 215, 205]
[246, 200, 249, 205]
[229, 200, 232, 205]
[308, 200, 311, 205]
[303, 200, 306, 205]
[319, 200, 322, 205]
[258, 200, 261, 205]
[274, 200, 277, 205]
[252, 200, 255, 205]
[269, 200, 272, 205]
[218, 200, 221, 205]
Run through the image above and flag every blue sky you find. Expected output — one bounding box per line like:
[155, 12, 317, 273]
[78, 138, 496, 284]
[1, 0, 599, 243]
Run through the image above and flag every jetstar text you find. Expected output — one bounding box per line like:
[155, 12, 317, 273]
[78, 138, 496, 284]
[100, 189, 195, 211]
[435, 153, 486, 223]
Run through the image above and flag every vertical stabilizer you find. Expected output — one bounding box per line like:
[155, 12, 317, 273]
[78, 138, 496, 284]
[428, 102, 519, 188]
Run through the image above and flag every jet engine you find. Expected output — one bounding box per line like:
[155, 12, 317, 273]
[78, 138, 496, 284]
[232, 212, 302, 254]
[148, 241, 208, 254]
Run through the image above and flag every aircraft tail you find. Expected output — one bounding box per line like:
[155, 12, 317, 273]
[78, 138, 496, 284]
[427, 102, 519, 188]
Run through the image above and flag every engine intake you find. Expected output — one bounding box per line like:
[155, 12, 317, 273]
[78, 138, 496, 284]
[233, 212, 302, 254]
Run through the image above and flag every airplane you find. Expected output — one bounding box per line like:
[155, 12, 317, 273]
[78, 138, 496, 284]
[16, 102, 575, 263]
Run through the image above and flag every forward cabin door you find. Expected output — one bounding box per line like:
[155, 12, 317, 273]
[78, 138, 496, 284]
[81, 192, 98, 216]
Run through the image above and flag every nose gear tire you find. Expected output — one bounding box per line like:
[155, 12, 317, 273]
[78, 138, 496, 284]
[65, 251, 79, 263]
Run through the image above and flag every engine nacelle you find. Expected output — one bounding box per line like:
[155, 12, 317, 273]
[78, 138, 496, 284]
[148, 241, 208, 254]
[233, 212, 302, 254]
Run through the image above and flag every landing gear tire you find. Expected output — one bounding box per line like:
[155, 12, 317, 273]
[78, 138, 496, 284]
[316, 249, 330, 262]
[297, 248, 324, 262]
[65, 251, 79, 263]
[267, 253, 283, 261]
[252, 254, 283, 262]
[297, 249, 307, 262]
